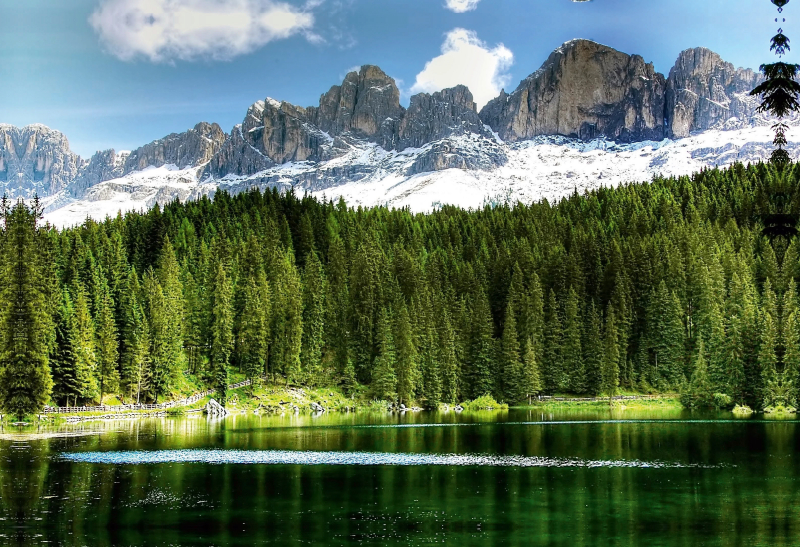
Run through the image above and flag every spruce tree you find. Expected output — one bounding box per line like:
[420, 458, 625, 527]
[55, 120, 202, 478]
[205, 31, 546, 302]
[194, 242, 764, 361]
[0, 200, 53, 417]
[371, 308, 397, 401]
[583, 302, 603, 395]
[51, 289, 79, 406]
[394, 303, 419, 405]
[70, 284, 98, 403]
[157, 239, 184, 376]
[211, 263, 234, 406]
[522, 337, 542, 401]
[782, 280, 800, 405]
[95, 280, 119, 403]
[301, 251, 326, 382]
[544, 289, 563, 393]
[500, 302, 523, 403]
[143, 272, 170, 401]
[562, 288, 584, 393]
[238, 274, 268, 385]
[683, 338, 713, 409]
[438, 308, 459, 404]
[601, 306, 621, 396]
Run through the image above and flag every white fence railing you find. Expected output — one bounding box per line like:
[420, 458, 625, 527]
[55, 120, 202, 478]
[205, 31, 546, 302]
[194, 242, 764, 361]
[43, 376, 264, 414]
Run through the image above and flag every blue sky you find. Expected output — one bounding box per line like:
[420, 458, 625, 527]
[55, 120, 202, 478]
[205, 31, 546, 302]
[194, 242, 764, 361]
[0, 0, 792, 157]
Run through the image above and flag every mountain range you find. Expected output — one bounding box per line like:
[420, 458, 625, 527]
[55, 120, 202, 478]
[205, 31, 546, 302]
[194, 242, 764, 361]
[0, 39, 792, 228]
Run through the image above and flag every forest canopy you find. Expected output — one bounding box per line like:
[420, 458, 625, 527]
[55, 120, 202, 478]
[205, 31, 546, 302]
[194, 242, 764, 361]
[2, 161, 800, 416]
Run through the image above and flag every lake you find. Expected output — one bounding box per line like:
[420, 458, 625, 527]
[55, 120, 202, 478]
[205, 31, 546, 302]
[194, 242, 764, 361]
[0, 409, 797, 546]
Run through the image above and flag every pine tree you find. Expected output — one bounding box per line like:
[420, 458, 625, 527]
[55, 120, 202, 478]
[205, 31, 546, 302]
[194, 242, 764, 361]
[238, 273, 268, 385]
[724, 273, 747, 404]
[143, 272, 170, 401]
[583, 302, 603, 395]
[394, 303, 419, 405]
[683, 338, 713, 409]
[157, 238, 184, 376]
[371, 308, 397, 401]
[562, 288, 584, 393]
[0, 200, 53, 417]
[759, 280, 780, 407]
[51, 289, 79, 406]
[500, 302, 523, 403]
[95, 279, 119, 403]
[522, 337, 542, 401]
[70, 284, 98, 403]
[210, 263, 234, 406]
[119, 269, 150, 403]
[601, 306, 621, 396]
[301, 251, 326, 383]
[782, 280, 800, 406]
[438, 308, 459, 404]
[544, 289, 563, 393]
[466, 288, 495, 398]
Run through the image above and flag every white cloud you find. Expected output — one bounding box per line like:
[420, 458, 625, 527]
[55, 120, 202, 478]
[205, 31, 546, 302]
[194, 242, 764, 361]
[445, 0, 480, 13]
[89, 0, 316, 62]
[410, 28, 513, 109]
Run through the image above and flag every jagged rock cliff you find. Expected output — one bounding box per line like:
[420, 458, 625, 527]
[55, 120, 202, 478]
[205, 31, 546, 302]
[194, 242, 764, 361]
[480, 40, 667, 143]
[122, 122, 226, 173]
[665, 47, 763, 138]
[6, 39, 775, 206]
[0, 124, 81, 196]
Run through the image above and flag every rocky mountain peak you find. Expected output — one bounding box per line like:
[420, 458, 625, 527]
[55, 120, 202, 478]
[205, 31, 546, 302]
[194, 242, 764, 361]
[480, 39, 666, 143]
[0, 124, 81, 197]
[665, 47, 763, 138]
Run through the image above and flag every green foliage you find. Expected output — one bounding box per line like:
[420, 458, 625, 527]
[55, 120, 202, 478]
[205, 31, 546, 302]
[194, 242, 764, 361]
[0, 200, 54, 417]
[460, 394, 509, 411]
[11, 160, 799, 413]
[681, 339, 714, 409]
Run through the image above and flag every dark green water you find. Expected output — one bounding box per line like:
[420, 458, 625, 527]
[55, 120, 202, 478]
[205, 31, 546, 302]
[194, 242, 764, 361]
[1, 409, 798, 546]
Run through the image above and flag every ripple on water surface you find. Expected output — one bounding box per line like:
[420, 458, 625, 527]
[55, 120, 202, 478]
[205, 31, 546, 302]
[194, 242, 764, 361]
[60, 449, 728, 468]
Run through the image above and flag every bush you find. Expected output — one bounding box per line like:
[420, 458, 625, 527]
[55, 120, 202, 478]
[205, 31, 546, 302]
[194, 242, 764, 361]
[460, 394, 509, 411]
[712, 393, 734, 410]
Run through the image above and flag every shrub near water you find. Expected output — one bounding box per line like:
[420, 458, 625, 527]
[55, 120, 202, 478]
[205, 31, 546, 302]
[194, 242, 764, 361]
[460, 394, 508, 411]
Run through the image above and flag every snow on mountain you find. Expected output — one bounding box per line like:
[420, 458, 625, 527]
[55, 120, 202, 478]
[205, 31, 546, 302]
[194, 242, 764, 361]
[43, 126, 792, 229]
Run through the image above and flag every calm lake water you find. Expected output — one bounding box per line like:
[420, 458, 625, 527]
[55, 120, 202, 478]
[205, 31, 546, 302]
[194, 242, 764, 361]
[1, 408, 798, 546]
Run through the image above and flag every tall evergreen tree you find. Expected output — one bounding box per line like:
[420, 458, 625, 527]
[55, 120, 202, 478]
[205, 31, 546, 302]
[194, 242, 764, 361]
[500, 302, 523, 403]
[95, 280, 119, 403]
[0, 200, 53, 417]
[301, 251, 326, 382]
[601, 306, 621, 396]
[394, 303, 419, 405]
[210, 263, 234, 406]
[371, 308, 397, 401]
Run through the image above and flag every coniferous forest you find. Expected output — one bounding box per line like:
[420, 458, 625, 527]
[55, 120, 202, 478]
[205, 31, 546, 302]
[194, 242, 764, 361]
[3, 161, 800, 416]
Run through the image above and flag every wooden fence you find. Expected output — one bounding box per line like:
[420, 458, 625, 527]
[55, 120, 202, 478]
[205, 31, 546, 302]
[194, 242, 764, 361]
[43, 376, 264, 414]
[535, 394, 674, 403]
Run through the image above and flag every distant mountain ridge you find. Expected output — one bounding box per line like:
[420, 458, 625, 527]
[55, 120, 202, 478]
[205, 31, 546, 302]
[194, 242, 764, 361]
[0, 40, 787, 226]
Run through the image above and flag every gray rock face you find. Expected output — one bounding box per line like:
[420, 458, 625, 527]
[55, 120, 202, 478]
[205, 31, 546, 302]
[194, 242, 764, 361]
[8, 41, 775, 205]
[480, 40, 667, 143]
[666, 47, 763, 138]
[309, 65, 405, 150]
[69, 149, 126, 197]
[0, 124, 81, 197]
[399, 85, 493, 149]
[208, 70, 504, 178]
[122, 122, 226, 173]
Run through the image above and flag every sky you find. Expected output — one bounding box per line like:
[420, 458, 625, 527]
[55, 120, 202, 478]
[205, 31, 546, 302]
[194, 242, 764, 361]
[0, 0, 793, 157]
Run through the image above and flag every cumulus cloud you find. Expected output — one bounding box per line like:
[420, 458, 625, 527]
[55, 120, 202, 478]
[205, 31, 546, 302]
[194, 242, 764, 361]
[89, 0, 316, 62]
[410, 28, 513, 109]
[445, 0, 480, 13]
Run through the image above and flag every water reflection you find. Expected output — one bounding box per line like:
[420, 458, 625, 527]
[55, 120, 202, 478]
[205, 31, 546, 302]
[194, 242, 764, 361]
[61, 448, 727, 468]
[0, 410, 798, 546]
